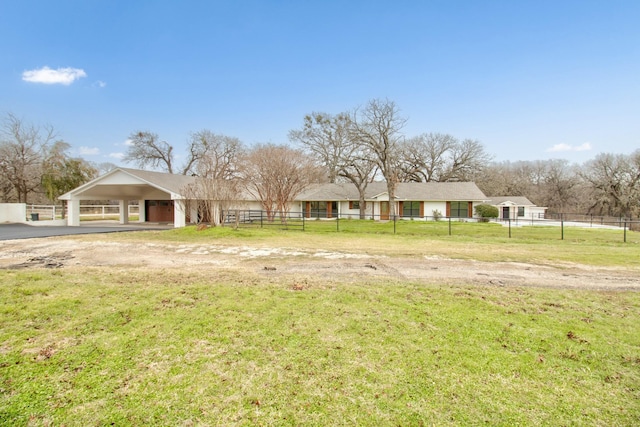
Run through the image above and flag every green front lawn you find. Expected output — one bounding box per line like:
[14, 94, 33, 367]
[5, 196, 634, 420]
[1, 267, 638, 426]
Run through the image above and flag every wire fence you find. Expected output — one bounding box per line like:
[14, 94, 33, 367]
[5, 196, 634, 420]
[222, 209, 639, 243]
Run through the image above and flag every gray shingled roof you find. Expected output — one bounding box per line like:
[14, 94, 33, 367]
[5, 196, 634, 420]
[297, 182, 487, 201]
[485, 196, 535, 206]
[117, 168, 197, 194]
[62, 167, 488, 202]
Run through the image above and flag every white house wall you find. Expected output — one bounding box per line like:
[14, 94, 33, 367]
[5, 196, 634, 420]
[423, 202, 446, 219]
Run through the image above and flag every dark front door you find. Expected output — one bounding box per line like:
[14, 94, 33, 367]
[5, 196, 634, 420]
[147, 200, 174, 222]
[502, 206, 510, 220]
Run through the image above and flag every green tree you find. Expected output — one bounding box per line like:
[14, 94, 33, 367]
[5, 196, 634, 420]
[474, 204, 499, 220]
[41, 141, 97, 218]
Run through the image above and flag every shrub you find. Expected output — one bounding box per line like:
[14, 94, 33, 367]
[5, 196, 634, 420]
[474, 204, 499, 219]
[432, 209, 442, 221]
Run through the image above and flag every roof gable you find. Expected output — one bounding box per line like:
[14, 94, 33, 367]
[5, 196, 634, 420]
[59, 168, 196, 200]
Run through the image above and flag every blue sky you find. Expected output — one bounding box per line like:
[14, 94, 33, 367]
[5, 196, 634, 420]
[1, 0, 638, 166]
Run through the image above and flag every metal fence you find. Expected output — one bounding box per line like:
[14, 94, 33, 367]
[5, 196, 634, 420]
[222, 209, 639, 243]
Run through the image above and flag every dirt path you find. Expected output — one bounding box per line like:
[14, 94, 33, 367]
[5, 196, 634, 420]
[1, 237, 638, 291]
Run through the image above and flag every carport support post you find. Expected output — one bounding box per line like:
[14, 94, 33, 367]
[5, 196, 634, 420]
[67, 199, 80, 226]
[119, 200, 129, 225]
[138, 200, 146, 223]
[173, 199, 186, 228]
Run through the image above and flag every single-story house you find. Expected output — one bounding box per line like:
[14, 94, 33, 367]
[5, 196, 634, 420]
[485, 196, 547, 220]
[295, 181, 488, 220]
[59, 167, 489, 227]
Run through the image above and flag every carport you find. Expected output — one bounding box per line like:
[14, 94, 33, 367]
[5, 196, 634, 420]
[59, 168, 196, 228]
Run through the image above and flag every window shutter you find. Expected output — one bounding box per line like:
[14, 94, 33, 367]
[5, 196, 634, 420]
[468, 202, 473, 218]
[419, 201, 424, 217]
[446, 201, 451, 217]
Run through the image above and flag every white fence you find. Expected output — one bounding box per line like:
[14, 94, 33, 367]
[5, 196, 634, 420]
[26, 204, 140, 220]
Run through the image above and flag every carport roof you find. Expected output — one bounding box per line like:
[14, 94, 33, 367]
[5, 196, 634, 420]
[59, 167, 196, 201]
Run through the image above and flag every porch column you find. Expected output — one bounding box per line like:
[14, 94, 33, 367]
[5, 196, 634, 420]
[119, 200, 129, 224]
[189, 205, 198, 224]
[138, 200, 146, 223]
[174, 199, 186, 228]
[67, 199, 80, 226]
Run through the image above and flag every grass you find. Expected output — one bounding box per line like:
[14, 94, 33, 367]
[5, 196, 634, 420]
[1, 225, 639, 425]
[0, 268, 638, 425]
[110, 220, 640, 268]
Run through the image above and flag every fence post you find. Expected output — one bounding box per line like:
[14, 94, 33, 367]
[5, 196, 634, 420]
[260, 211, 263, 228]
[336, 214, 340, 232]
[561, 213, 564, 240]
[448, 216, 451, 236]
[302, 211, 305, 231]
[508, 218, 512, 238]
[393, 215, 397, 234]
[624, 221, 627, 243]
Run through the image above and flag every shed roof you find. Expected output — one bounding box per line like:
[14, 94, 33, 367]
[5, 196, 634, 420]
[485, 196, 535, 206]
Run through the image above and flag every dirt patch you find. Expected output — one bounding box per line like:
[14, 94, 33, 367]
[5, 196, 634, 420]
[0, 237, 638, 290]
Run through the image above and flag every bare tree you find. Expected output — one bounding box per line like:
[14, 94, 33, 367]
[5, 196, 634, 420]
[181, 177, 241, 227]
[289, 112, 376, 218]
[187, 130, 244, 179]
[178, 131, 245, 226]
[477, 159, 584, 215]
[444, 138, 493, 182]
[398, 133, 456, 182]
[538, 159, 580, 213]
[243, 144, 321, 221]
[352, 99, 406, 217]
[580, 152, 640, 218]
[289, 112, 353, 183]
[124, 129, 245, 178]
[0, 113, 55, 203]
[124, 131, 175, 173]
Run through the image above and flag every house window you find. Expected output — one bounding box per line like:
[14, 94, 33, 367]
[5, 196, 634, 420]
[308, 201, 337, 218]
[349, 201, 360, 210]
[449, 201, 469, 218]
[402, 201, 421, 218]
[518, 206, 525, 217]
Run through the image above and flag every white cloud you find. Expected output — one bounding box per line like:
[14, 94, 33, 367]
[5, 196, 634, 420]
[574, 142, 592, 151]
[546, 142, 592, 153]
[109, 152, 125, 160]
[22, 66, 87, 85]
[93, 80, 107, 88]
[124, 139, 134, 146]
[79, 146, 100, 155]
